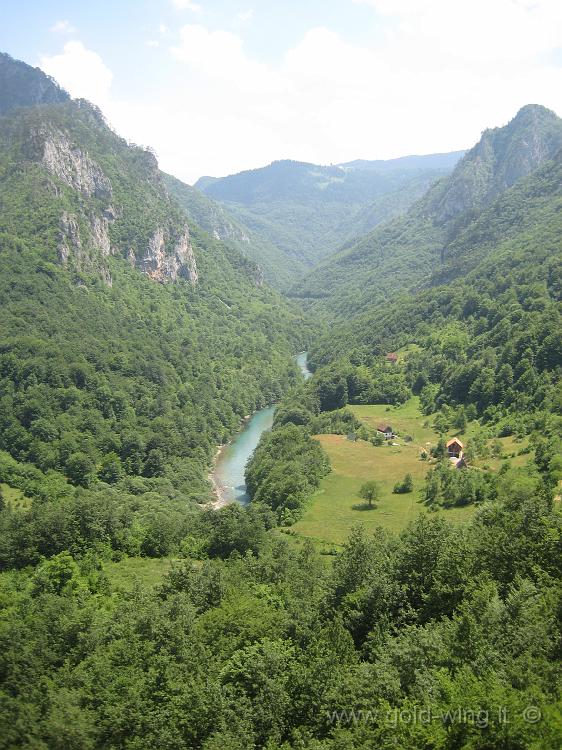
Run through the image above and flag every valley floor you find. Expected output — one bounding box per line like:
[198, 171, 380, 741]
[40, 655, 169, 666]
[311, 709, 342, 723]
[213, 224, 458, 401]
[288, 398, 532, 546]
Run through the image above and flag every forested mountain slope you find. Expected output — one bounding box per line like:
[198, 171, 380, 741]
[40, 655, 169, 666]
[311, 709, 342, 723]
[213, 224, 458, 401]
[163, 172, 305, 288]
[307, 149, 562, 428]
[0, 51, 69, 114]
[1, 53, 562, 750]
[293, 105, 562, 317]
[0, 55, 308, 529]
[195, 155, 462, 269]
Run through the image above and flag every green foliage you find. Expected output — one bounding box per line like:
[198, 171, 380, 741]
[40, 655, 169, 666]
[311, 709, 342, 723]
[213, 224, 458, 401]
[358, 480, 381, 508]
[308, 150, 562, 431]
[1, 56, 561, 750]
[393, 473, 414, 494]
[0, 98, 309, 510]
[295, 105, 562, 318]
[423, 463, 493, 508]
[197, 157, 457, 273]
[0, 468, 560, 748]
[245, 424, 330, 522]
[164, 172, 303, 290]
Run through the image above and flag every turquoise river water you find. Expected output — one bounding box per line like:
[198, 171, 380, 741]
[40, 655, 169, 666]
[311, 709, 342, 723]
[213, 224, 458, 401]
[213, 352, 312, 504]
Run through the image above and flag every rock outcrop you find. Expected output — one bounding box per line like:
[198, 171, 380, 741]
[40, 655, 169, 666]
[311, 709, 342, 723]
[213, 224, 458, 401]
[24, 121, 198, 287]
[428, 104, 562, 223]
[58, 210, 114, 285]
[58, 212, 81, 265]
[38, 128, 112, 199]
[137, 225, 198, 284]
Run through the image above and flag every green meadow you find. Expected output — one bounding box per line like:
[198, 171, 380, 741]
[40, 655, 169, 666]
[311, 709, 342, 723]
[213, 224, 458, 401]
[290, 398, 528, 545]
[104, 557, 176, 591]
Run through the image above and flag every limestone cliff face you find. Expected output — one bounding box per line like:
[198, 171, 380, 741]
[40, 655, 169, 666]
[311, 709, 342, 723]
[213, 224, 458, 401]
[26, 124, 199, 286]
[58, 212, 81, 265]
[254, 265, 264, 287]
[137, 225, 198, 284]
[58, 210, 113, 285]
[35, 127, 113, 199]
[209, 210, 251, 245]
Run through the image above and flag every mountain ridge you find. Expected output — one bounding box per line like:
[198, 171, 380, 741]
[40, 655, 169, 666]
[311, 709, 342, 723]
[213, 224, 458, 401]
[292, 104, 562, 316]
[0, 51, 69, 115]
[195, 153, 462, 272]
[0, 51, 307, 501]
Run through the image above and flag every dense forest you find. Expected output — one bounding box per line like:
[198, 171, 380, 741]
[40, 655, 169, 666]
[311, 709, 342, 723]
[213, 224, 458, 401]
[0, 50, 561, 750]
[195, 156, 461, 277]
[1, 466, 561, 748]
[0, 55, 309, 570]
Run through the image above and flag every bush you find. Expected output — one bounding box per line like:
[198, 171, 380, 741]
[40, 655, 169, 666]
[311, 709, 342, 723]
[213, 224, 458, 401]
[393, 473, 414, 494]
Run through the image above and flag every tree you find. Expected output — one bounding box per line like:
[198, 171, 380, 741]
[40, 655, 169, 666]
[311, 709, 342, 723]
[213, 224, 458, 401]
[431, 437, 447, 460]
[65, 452, 95, 487]
[31, 551, 83, 595]
[393, 473, 414, 494]
[454, 406, 467, 432]
[143, 448, 165, 478]
[98, 452, 124, 484]
[359, 480, 381, 508]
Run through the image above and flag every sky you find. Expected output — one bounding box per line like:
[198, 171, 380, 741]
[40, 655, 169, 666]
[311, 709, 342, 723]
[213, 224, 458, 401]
[1, 0, 562, 184]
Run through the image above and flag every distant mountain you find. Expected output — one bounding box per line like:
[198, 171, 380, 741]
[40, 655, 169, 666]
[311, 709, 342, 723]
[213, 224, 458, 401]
[339, 150, 466, 172]
[163, 173, 306, 288]
[0, 51, 69, 114]
[194, 154, 462, 271]
[292, 105, 562, 316]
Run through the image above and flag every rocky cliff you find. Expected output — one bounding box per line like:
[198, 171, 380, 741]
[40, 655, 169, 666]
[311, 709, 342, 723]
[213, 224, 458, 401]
[3, 103, 200, 286]
[138, 225, 198, 284]
[426, 104, 562, 223]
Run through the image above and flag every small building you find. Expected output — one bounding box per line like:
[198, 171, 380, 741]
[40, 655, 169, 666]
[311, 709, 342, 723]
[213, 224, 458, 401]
[447, 438, 463, 459]
[386, 352, 398, 364]
[377, 423, 394, 440]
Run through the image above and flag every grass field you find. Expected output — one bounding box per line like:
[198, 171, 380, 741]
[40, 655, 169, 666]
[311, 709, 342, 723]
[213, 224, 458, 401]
[289, 398, 510, 546]
[0, 483, 31, 510]
[104, 557, 176, 591]
[350, 397, 437, 450]
[291, 434, 476, 544]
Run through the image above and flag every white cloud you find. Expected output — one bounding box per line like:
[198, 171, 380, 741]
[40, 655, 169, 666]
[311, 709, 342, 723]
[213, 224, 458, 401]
[155, 14, 561, 181]
[146, 40, 160, 48]
[171, 25, 286, 94]
[39, 42, 113, 106]
[172, 0, 202, 12]
[351, 0, 562, 63]
[49, 19, 77, 35]
[237, 9, 254, 22]
[159, 23, 169, 35]
[37, 2, 562, 184]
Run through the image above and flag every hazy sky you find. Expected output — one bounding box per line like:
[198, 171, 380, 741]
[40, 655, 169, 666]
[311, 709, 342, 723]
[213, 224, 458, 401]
[2, 0, 562, 183]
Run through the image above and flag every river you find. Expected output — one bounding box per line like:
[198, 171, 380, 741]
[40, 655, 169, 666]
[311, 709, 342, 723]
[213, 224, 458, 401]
[212, 351, 312, 505]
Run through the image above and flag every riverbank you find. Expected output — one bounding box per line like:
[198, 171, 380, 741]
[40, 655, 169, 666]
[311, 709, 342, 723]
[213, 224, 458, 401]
[207, 447, 230, 509]
[206, 414, 252, 509]
[206, 353, 311, 510]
